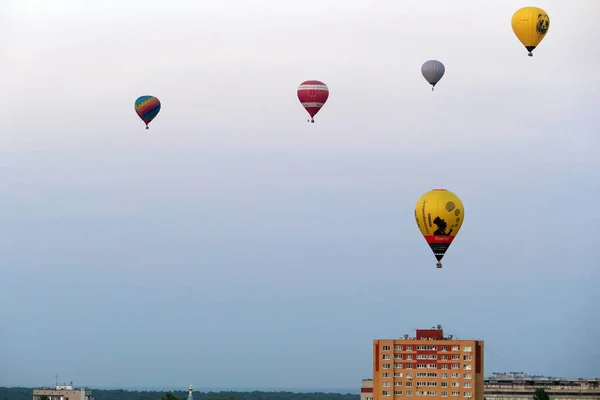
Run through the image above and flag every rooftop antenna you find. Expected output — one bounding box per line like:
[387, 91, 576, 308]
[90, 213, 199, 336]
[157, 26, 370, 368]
[55, 373, 58, 387]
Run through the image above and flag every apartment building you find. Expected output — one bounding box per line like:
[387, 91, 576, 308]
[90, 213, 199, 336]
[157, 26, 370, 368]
[372, 326, 484, 400]
[362, 379, 374, 400]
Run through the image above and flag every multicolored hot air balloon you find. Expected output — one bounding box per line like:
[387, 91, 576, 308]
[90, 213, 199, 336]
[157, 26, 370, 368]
[414, 189, 465, 269]
[134, 95, 161, 129]
[421, 60, 445, 91]
[297, 80, 329, 123]
[511, 7, 550, 57]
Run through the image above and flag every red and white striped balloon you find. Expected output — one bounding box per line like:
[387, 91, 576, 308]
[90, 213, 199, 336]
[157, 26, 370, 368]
[297, 80, 329, 123]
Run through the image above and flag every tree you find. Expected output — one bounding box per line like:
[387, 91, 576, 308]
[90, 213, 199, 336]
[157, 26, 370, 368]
[533, 388, 550, 400]
[38, 396, 50, 400]
[160, 393, 185, 400]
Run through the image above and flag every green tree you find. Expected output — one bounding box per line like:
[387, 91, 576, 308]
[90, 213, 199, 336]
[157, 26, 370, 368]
[533, 388, 550, 400]
[38, 396, 50, 400]
[161, 393, 185, 400]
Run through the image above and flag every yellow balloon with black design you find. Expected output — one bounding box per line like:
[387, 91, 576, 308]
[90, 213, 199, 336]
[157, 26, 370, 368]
[414, 189, 464, 269]
[511, 7, 550, 57]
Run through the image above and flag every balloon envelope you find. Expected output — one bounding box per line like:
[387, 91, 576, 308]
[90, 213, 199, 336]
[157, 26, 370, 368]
[414, 189, 464, 266]
[135, 95, 161, 129]
[297, 80, 329, 121]
[421, 60, 445, 89]
[511, 7, 550, 56]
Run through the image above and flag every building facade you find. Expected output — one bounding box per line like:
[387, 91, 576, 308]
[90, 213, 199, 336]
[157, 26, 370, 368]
[33, 384, 93, 400]
[484, 379, 600, 400]
[362, 379, 374, 400]
[372, 326, 484, 400]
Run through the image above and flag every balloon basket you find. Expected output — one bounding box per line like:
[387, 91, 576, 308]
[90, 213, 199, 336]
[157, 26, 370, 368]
[436, 262, 442, 269]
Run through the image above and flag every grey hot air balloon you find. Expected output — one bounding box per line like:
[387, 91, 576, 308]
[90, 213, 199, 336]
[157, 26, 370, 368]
[421, 60, 445, 91]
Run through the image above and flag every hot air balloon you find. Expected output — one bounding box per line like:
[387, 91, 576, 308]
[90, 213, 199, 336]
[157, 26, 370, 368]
[297, 80, 329, 123]
[134, 95, 161, 129]
[414, 189, 464, 269]
[511, 7, 550, 57]
[421, 60, 445, 91]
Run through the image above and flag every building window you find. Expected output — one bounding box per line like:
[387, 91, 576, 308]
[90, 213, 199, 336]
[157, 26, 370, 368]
[406, 346, 413, 351]
[441, 355, 448, 360]
[383, 346, 391, 351]
[395, 354, 403, 360]
[463, 355, 472, 361]
[395, 345, 403, 350]
[463, 392, 472, 398]
[406, 392, 412, 397]
[441, 383, 448, 388]
[441, 373, 448, 379]
[383, 373, 390, 378]
[452, 364, 460, 369]
[463, 346, 472, 352]
[441, 392, 448, 397]
[383, 355, 391, 360]
[463, 364, 472, 370]
[451, 373, 460, 379]
[416, 391, 425, 396]
[452, 346, 460, 351]
[406, 374, 413, 379]
[395, 373, 403, 378]
[405, 364, 413, 369]
[417, 382, 425, 388]
[383, 364, 391, 369]
[394, 391, 403, 396]
[463, 383, 471, 389]
[394, 382, 403, 387]
[395, 364, 403, 369]
[441, 364, 448, 370]
[427, 392, 437, 396]
[427, 382, 437, 387]
[452, 382, 460, 388]
[406, 382, 413, 387]
[451, 355, 460, 360]
[383, 382, 390, 387]
[427, 373, 437, 378]
[417, 364, 426, 369]
[406, 355, 413, 360]
[382, 391, 390, 396]
[451, 392, 460, 397]
[442, 346, 448, 351]
[427, 364, 437, 369]
[463, 374, 471, 379]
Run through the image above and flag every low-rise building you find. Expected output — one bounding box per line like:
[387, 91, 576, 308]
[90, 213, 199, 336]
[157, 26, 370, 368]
[33, 384, 93, 400]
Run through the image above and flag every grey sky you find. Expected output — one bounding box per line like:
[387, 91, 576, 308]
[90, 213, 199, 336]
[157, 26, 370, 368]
[1, 0, 599, 391]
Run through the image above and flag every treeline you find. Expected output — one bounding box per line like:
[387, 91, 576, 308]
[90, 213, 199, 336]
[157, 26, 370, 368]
[0, 388, 360, 400]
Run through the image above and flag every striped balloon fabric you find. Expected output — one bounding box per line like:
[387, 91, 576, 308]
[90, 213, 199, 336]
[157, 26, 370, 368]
[297, 80, 329, 123]
[134, 95, 161, 129]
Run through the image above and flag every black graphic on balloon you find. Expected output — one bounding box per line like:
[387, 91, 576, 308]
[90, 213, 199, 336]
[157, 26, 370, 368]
[433, 216, 453, 236]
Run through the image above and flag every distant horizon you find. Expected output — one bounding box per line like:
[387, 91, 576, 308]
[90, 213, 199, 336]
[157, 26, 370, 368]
[9, 375, 600, 393]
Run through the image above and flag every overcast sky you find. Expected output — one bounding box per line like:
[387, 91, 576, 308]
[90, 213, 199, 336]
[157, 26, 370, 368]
[1, 0, 599, 391]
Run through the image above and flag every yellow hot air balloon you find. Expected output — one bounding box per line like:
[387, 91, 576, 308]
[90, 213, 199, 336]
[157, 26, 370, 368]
[511, 7, 550, 57]
[414, 189, 464, 269]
